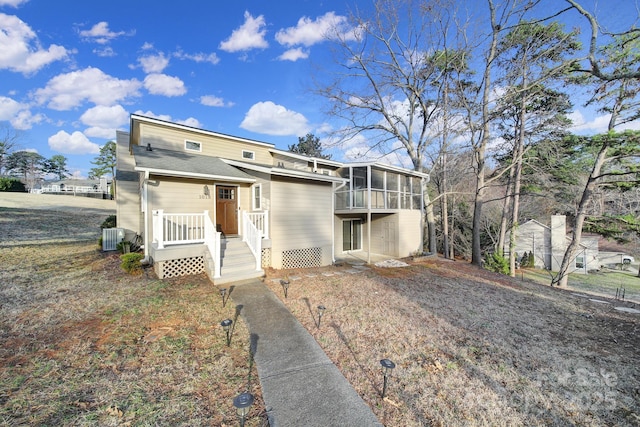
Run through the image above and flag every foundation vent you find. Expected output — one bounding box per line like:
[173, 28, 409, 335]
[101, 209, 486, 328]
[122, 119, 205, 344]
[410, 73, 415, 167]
[157, 256, 204, 278]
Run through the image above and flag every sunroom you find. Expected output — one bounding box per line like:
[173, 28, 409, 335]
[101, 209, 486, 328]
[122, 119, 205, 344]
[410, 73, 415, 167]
[333, 163, 427, 263]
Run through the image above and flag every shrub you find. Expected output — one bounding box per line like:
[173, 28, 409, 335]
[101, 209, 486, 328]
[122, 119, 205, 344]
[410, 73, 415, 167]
[526, 251, 535, 268]
[117, 241, 131, 254]
[0, 177, 26, 192]
[120, 253, 144, 275]
[100, 215, 116, 229]
[484, 252, 509, 275]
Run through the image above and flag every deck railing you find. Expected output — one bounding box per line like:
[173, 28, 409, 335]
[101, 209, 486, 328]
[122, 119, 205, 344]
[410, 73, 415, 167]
[242, 211, 262, 271]
[245, 211, 269, 239]
[152, 210, 207, 248]
[152, 210, 221, 277]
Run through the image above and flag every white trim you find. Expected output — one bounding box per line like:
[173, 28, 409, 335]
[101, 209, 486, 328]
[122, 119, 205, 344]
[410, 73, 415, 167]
[242, 149, 255, 161]
[269, 147, 343, 167]
[184, 139, 202, 152]
[134, 166, 256, 183]
[252, 183, 262, 211]
[222, 158, 347, 183]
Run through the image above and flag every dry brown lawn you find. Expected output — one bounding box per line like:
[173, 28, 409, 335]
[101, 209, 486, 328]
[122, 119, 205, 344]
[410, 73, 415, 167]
[0, 200, 265, 426]
[264, 260, 640, 426]
[2, 194, 639, 426]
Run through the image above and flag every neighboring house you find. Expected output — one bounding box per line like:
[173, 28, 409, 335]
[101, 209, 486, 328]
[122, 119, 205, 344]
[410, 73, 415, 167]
[116, 114, 428, 284]
[35, 178, 112, 196]
[509, 215, 633, 274]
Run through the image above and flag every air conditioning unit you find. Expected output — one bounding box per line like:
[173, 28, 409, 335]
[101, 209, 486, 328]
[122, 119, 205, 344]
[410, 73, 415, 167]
[102, 228, 125, 251]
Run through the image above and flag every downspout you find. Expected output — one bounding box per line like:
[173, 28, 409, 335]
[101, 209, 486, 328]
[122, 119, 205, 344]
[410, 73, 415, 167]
[142, 171, 150, 262]
[332, 180, 348, 263]
[367, 165, 371, 265]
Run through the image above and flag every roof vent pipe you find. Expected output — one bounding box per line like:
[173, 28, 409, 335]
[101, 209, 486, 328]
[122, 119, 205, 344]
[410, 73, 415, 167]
[146, 142, 153, 151]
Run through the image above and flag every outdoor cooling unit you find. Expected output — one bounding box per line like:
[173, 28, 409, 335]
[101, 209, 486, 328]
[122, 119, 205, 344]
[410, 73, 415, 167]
[102, 228, 125, 251]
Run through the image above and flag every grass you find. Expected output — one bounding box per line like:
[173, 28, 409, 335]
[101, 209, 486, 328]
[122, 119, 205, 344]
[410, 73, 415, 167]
[2, 197, 640, 426]
[0, 207, 266, 426]
[264, 260, 640, 426]
[522, 267, 640, 303]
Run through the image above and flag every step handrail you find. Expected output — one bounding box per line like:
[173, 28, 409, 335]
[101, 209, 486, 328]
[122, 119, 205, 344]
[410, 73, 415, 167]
[242, 211, 262, 271]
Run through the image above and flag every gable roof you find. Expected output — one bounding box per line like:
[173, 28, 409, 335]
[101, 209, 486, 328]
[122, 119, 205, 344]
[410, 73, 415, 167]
[223, 158, 347, 184]
[133, 145, 255, 183]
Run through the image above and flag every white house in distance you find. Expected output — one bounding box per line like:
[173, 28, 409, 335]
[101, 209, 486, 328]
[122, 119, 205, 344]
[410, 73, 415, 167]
[115, 114, 428, 284]
[509, 214, 634, 274]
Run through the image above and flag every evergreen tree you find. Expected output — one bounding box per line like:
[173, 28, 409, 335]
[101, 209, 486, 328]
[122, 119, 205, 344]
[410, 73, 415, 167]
[288, 134, 331, 159]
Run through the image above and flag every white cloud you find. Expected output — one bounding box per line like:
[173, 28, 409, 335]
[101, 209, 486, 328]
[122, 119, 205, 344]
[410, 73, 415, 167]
[34, 67, 142, 110]
[93, 46, 115, 57]
[240, 101, 310, 136]
[80, 104, 129, 128]
[278, 48, 309, 62]
[48, 130, 101, 155]
[143, 73, 186, 96]
[141, 42, 153, 50]
[79, 21, 132, 44]
[134, 110, 202, 128]
[200, 95, 231, 107]
[569, 110, 640, 134]
[0, 13, 70, 74]
[174, 50, 220, 65]
[138, 53, 169, 73]
[0, 0, 29, 7]
[0, 95, 42, 129]
[219, 11, 268, 52]
[276, 12, 354, 47]
[84, 126, 117, 139]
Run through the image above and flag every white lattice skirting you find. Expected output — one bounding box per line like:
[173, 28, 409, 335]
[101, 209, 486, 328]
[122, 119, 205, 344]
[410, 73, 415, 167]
[282, 247, 322, 269]
[261, 248, 271, 269]
[156, 256, 205, 278]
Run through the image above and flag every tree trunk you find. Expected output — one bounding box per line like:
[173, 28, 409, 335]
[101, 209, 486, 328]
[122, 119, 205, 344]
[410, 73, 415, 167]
[553, 144, 608, 286]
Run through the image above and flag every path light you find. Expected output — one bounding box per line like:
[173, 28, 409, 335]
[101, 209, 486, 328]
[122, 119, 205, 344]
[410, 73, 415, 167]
[280, 279, 290, 298]
[221, 319, 233, 346]
[380, 358, 396, 399]
[233, 392, 254, 427]
[317, 305, 326, 328]
[219, 288, 228, 307]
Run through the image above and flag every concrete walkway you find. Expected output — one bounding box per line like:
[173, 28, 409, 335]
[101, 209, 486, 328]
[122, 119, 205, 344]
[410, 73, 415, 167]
[230, 281, 382, 427]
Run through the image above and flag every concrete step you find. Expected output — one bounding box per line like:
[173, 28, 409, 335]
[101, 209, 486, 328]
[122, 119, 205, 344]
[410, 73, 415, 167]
[214, 269, 264, 285]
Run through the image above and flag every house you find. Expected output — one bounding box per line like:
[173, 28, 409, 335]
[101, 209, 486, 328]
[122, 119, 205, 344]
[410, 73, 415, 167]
[115, 114, 428, 284]
[33, 178, 112, 197]
[509, 215, 633, 274]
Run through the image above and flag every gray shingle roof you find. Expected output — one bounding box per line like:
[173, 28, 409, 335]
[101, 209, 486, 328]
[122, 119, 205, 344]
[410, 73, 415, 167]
[132, 145, 254, 181]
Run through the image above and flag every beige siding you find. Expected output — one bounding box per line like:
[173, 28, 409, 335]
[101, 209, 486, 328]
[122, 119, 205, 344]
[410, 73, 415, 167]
[115, 131, 141, 236]
[270, 178, 333, 268]
[397, 210, 423, 257]
[117, 180, 141, 235]
[272, 153, 311, 171]
[139, 123, 273, 164]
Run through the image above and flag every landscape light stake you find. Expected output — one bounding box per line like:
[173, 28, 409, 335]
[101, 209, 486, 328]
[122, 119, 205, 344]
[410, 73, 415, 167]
[317, 305, 326, 328]
[233, 392, 254, 427]
[221, 319, 233, 346]
[380, 358, 396, 399]
[280, 279, 290, 298]
[220, 288, 228, 307]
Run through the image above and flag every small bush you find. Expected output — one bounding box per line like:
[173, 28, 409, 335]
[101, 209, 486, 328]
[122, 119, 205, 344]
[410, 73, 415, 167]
[117, 241, 131, 254]
[100, 215, 116, 229]
[484, 252, 509, 275]
[121, 253, 144, 275]
[0, 177, 26, 192]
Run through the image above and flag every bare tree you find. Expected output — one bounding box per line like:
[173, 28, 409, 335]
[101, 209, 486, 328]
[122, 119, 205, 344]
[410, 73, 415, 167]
[0, 126, 22, 177]
[318, 0, 467, 253]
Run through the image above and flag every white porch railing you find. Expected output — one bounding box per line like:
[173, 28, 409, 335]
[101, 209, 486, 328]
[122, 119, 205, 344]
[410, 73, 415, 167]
[242, 211, 262, 271]
[203, 211, 221, 279]
[152, 210, 207, 248]
[245, 211, 269, 239]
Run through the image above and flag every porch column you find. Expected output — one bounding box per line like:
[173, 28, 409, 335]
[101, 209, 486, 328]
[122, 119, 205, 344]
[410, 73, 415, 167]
[367, 211, 371, 264]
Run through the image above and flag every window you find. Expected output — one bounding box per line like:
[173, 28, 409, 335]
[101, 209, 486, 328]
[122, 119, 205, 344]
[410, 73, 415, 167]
[218, 187, 235, 200]
[575, 255, 584, 269]
[253, 184, 262, 210]
[185, 140, 202, 152]
[242, 150, 255, 160]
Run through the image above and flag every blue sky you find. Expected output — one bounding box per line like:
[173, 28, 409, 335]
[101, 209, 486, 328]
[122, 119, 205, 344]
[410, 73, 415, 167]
[0, 0, 638, 178]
